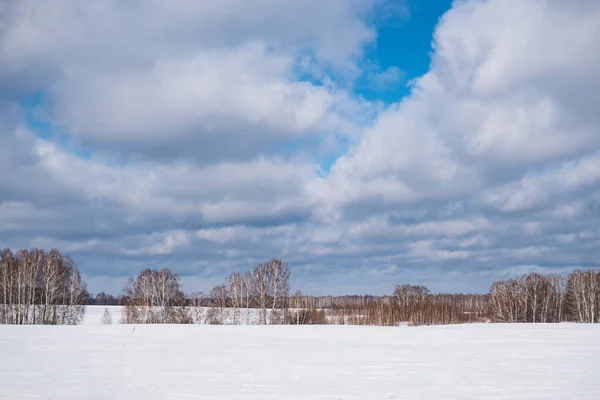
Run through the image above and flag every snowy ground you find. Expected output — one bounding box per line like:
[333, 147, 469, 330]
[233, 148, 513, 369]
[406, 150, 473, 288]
[84, 305, 125, 324]
[83, 305, 268, 325]
[1, 321, 599, 399]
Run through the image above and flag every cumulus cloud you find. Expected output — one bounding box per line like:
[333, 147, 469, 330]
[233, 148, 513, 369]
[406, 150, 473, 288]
[328, 0, 600, 202]
[50, 43, 335, 161]
[1, 0, 599, 295]
[0, 0, 377, 162]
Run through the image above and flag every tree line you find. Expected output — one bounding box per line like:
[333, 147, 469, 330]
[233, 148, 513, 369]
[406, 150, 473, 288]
[0, 248, 88, 324]
[119, 259, 488, 326]
[489, 269, 600, 323]
[119, 265, 599, 326]
[121, 258, 291, 325]
[2, 247, 600, 326]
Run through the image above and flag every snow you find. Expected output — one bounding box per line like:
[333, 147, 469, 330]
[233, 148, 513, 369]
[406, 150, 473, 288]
[83, 305, 267, 325]
[83, 305, 316, 325]
[1, 315, 599, 399]
[84, 305, 124, 324]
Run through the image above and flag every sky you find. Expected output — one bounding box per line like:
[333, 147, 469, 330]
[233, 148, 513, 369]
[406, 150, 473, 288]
[1, 0, 600, 296]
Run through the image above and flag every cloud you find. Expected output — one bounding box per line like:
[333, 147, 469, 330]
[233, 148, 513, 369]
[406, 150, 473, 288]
[323, 0, 600, 213]
[372, 0, 410, 28]
[1, 0, 600, 296]
[49, 43, 335, 161]
[366, 66, 405, 91]
[483, 152, 600, 213]
[0, 0, 377, 163]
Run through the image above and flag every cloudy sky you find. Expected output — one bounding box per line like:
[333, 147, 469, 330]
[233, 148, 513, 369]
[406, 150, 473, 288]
[1, 0, 599, 296]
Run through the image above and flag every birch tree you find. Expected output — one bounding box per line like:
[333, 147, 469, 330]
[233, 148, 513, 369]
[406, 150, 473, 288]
[227, 272, 244, 324]
[242, 271, 255, 324]
[122, 268, 188, 324]
[268, 258, 290, 324]
[208, 284, 229, 324]
[253, 262, 271, 324]
[0, 248, 87, 325]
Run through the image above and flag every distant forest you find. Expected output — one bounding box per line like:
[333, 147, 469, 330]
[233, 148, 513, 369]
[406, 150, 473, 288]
[1, 248, 599, 325]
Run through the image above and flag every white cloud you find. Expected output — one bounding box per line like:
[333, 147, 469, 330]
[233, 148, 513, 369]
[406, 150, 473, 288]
[367, 66, 405, 91]
[51, 43, 334, 150]
[1, 0, 600, 295]
[34, 139, 316, 224]
[324, 0, 600, 211]
[0, 0, 379, 163]
[0, 0, 375, 68]
[484, 152, 600, 213]
[126, 231, 191, 256]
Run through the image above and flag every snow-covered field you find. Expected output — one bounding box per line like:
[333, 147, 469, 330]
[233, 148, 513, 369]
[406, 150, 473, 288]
[1, 313, 599, 399]
[84, 305, 125, 324]
[82, 305, 268, 325]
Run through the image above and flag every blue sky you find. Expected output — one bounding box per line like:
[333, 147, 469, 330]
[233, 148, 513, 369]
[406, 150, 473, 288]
[1, 0, 599, 296]
[358, 0, 454, 103]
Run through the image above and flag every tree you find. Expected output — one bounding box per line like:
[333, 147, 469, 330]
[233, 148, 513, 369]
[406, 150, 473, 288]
[96, 292, 108, 305]
[242, 271, 255, 324]
[263, 259, 290, 324]
[393, 284, 431, 324]
[250, 258, 291, 324]
[122, 268, 188, 324]
[268, 259, 290, 317]
[101, 308, 113, 325]
[208, 284, 229, 324]
[227, 272, 244, 324]
[0, 248, 87, 325]
[550, 274, 566, 322]
[488, 270, 600, 323]
[567, 269, 600, 323]
[189, 291, 206, 323]
[253, 262, 271, 324]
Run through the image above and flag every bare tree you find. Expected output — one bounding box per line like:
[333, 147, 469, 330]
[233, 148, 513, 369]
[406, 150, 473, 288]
[189, 291, 206, 324]
[227, 272, 244, 324]
[0, 248, 88, 325]
[550, 274, 567, 322]
[567, 269, 600, 323]
[122, 268, 188, 324]
[242, 271, 255, 324]
[488, 270, 600, 323]
[101, 308, 113, 325]
[208, 284, 229, 324]
[253, 262, 271, 324]
[58, 257, 88, 325]
[267, 258, 290, 324]
[393, 284, 431, 325]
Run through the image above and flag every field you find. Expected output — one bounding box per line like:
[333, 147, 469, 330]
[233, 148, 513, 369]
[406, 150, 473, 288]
[1, 308, 599, 399]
